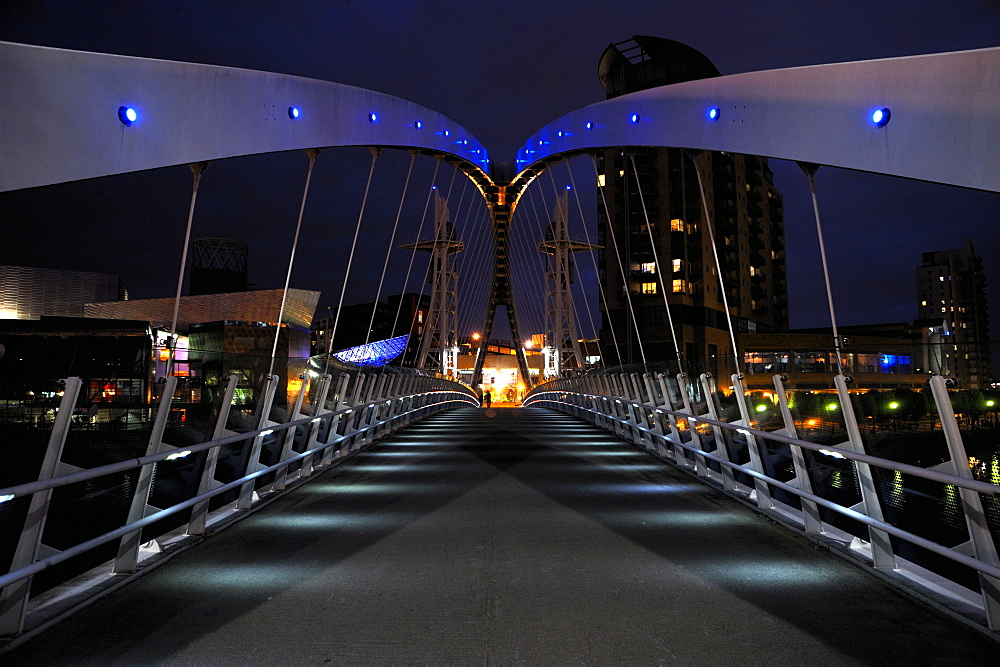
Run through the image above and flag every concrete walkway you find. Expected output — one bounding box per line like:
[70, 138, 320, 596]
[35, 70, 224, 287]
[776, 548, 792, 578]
[6, 407, 998, 664]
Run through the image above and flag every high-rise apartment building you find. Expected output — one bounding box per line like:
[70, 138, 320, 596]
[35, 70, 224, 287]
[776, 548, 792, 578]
[916, 240, 991, 389]
[596, 37, 788, 372]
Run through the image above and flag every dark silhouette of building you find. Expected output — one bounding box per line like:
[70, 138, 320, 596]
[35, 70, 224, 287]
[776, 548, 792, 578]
[595, 37, 788, 372]
[916, 240, 992, 389]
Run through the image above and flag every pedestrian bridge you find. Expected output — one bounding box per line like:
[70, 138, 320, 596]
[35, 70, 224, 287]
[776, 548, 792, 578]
[2, 367, 1000, 660]
[1, 40, 1000, 657]
[3, 404, 999, 662]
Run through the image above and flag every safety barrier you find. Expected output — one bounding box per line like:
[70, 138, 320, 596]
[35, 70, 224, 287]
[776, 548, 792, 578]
[0, 371, 478, 637]
[524, 371, 1000, 631]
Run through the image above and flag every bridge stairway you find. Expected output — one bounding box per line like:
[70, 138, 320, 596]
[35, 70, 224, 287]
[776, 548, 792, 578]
[4, 407, 997, 663]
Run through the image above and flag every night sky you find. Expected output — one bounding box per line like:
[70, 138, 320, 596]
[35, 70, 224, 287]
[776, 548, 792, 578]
[1, 2, 997, 351]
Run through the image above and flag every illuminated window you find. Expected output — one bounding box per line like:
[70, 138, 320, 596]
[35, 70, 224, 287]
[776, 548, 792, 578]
[597, 174, 606, 187]
[920, 300, 926, 306]
[750, 266, 757, 277]
[641, 282, 657, 294]
[619, 170, 625, 177]
[640, 262, 655, 274]
[671, 218, 684, 232]
[672, 279, 686, 293]
[672, 259, 682, 272]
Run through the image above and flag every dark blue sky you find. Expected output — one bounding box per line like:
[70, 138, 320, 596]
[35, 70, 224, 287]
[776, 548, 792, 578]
[1, 1, 997, 346]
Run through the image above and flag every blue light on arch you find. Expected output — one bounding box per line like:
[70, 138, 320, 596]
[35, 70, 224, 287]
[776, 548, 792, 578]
[368, 112, 378, 123]
[630, 113, 640, 124]
[118, 106, 138, 126]
[288, 107, 300, 119]
[707, 107, 720, 121]
[871, 107, 891, 127]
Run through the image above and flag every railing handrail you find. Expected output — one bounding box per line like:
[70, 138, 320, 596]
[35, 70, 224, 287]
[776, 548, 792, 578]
[0, 388, 475, 501]
[0, 394, 469, 591]
[524, 388, 1000, 497]
[524, 372, 1000, 631]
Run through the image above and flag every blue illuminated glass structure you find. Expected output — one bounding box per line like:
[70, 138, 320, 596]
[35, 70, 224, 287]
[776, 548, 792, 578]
[333, 334, 409, 367]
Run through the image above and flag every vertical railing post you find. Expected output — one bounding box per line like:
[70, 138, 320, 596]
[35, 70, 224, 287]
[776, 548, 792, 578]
[187, 374, 239, 536]
[927, 375, 1000, 627]
[675, 374, 703, 472]
[322, 374, 350, 466]
[700, 373, 737, 491]
[643, 373, 666, 455]
[113, 376, 178, 574]
[834, 373, 895, 570]
[237, 375, 279, 511]
[300, 373, 333, 477]
[273, 374, 308, 492]
[732, 374, 773, 510]
[773, 374, 822, 535]
[0, 377, 83, 637]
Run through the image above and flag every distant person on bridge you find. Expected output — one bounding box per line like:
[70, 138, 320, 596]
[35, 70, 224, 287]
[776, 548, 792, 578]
[483, 390, 492, 408]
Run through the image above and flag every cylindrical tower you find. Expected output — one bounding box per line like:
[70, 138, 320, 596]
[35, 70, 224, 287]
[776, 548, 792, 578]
[190, 238, 249, 296]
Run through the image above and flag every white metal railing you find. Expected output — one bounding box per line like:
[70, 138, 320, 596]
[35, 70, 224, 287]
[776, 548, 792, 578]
[524, 371, 1000, 631]
[0, 371, 478, 638]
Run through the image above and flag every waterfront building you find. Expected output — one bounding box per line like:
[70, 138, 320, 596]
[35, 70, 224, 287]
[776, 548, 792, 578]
[916, 240, 992, 389]
[595, 37, 788, 372]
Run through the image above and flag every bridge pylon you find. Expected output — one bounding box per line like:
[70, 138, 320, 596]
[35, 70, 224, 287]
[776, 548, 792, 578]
[538, 192, 599, 379]
[401, 194, 463, 377]
[471, 184, 532, 389]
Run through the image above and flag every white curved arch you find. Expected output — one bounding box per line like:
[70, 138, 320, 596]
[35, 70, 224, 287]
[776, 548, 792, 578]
[0, 42, 491, 192]
[515, 48, 1000, 193]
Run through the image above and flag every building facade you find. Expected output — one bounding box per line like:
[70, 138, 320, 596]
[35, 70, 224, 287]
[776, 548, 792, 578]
[916, 240, 992, 389]
[0, 265, 127, 320]
[595, 37, 788, 372]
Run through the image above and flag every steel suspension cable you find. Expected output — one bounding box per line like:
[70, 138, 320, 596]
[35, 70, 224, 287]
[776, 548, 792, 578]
[271, 148, 321, 377]
[327, 148, 379, 371]
[391, 159, 441, 339]
[166, 161, 209, 377]
[801, 163, 846, 375]
[461, 207, 495, 337]
[457, 186, 498, 334]
[450, 177, 483, 335]
[690, 151, 742, 376]
[565, 160, 616, 367]
[629, 153, 684, 374]
[414, 175, 469, 357]
[509, 201, 545, 341]
[522, 186, 557, 341]
[590, 154, 647, 367]
[365, 151, 417, 345]
[548, 167, 601, 355]
[535, 170, 587, 349]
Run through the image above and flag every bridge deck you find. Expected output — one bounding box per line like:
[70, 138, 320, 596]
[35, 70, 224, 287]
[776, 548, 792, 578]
[6, 407, 997, 663]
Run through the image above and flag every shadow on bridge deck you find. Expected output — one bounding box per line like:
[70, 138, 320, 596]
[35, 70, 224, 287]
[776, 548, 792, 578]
[5, 407, 997, 663]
